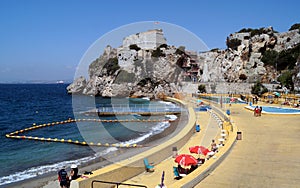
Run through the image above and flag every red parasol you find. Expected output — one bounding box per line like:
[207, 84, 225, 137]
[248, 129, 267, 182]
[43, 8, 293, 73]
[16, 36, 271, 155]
[174, 154, 198, 166]
[189, 146, 210, 156]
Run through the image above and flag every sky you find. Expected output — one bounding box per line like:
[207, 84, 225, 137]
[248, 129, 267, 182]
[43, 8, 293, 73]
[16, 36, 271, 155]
[0, 0, 299, 83]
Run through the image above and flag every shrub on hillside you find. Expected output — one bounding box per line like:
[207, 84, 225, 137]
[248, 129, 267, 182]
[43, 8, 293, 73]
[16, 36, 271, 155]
[152, 47, 165, 57]
[289, 23, 300, 33]
[198, 84, 206, 93]
[278, 71, 294, 91]
[175, 46, 186, 55]
[261, 44, 300, 70]
[103, 57, 120, 75]
[251, 81, 268, 96]
[226, 38, 241, 50]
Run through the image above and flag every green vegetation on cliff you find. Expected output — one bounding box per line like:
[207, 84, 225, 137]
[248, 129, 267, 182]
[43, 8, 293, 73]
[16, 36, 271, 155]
[198, 84, 206, 93]
[251, 81, 268, 96]
[103, 57, 120, 75]
[238, 27, 278, 37]
[289, 23, 300, 33]
[226, 38, 241, 50]
[151, 47, 166, 57]
[261, 44, 300, 70]
[278, 71, 294, 90]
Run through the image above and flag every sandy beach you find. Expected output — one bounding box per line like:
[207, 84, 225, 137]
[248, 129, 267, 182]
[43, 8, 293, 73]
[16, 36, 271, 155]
[5, 113, 187, 188]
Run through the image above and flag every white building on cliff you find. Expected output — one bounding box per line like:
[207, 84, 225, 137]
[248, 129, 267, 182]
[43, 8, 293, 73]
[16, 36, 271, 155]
[122, 29, 167, 50]
[117, 29, 167, 71]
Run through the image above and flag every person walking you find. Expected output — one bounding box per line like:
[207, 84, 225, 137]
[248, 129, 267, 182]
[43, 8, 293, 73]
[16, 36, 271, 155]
[58, 168, 69, 188]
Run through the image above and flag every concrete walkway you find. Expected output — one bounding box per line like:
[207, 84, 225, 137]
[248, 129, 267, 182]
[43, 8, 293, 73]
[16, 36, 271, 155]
[195, 103, 300, 188]
[122, 105, 221, 187]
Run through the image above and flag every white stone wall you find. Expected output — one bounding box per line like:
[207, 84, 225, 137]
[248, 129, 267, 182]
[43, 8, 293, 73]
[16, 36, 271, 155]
[228, 32, 250, 41]
[181, 82, 253, 94]
[122, 29, 167, 50]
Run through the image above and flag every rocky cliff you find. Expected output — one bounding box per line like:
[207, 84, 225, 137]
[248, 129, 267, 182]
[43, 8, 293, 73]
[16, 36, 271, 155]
[67, 24, 300, 96]
[198, 26, 300, 85]
[67, 43, 186, 98]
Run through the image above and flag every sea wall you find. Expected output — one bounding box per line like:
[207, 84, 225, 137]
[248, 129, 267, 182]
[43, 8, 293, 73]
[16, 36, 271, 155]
[182, 81, 253, 94]
[70, 97, 196, 188]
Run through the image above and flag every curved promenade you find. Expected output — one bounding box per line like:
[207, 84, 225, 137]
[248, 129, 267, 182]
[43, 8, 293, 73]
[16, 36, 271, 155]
[70, 97, 197, 188]
[44, 97, 238, 188]
[122, 97, 237, 187]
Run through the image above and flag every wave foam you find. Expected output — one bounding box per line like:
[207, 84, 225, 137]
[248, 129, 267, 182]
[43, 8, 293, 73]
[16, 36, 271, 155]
[165, 115, 178, 121]
[0, 148, 114, 186]
[118, 121, 170, 146]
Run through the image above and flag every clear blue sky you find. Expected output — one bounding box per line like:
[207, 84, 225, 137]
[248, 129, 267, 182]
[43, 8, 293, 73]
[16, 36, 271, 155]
[0, 0, 299, 82]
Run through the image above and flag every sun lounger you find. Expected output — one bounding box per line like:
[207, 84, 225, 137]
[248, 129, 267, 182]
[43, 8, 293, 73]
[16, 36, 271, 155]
[143, 158, 154, 172]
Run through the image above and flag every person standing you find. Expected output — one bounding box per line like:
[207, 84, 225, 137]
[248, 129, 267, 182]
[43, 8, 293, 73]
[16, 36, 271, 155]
[69, 164, 79, 181]
[259, 106, 263, 116]
[211, 139, 218, 152]
[58, 168, 69, 188]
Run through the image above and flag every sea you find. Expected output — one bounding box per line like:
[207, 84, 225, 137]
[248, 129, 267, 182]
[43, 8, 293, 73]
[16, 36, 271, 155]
[0, 84, 178, 186]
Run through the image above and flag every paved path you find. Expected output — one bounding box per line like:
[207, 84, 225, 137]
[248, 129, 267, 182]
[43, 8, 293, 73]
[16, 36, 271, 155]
[122, 107, 220, 187]
[195, 103, 300, 188]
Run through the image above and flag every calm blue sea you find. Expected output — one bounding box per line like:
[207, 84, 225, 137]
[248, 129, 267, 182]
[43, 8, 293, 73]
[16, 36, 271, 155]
[0, 84, 177, 186]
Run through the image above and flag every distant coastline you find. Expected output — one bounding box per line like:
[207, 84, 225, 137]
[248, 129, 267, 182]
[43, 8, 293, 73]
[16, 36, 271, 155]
[0, 80, 72, 84]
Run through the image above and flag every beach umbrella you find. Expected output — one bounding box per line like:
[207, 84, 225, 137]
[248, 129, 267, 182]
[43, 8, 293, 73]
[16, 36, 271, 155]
[189, 146, 210, 156]
[174, 154, 198, 166]
[273, 92, 281, 97]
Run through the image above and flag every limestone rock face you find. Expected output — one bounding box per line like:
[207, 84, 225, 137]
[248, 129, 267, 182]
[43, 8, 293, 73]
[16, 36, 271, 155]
[197, 27, 300, 84]
[68, 27, 300, 95]
[67, 76, 87, 94]
[69, 44, 183, 98]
